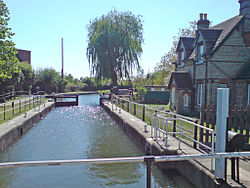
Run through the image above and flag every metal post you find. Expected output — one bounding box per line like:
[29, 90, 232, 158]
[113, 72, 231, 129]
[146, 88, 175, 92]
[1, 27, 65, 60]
[33, 97, 35, 107]
[127, 101, 129, 112]
[215, 88, 229, 178]
[178, 119, 181, 150]
[116, 97, 118, 111]
[29, 98, 31, 109]
[19, 100, 21, 113]
[193, 120, 198, 148]
[142, 105, 145, 121]
[211, 131, 215, 171]
[165, 119, 168, 148]
[39, 95, 41, 110]
[4, 104, 5, 120]
[173, 115, 176, 138]
[155, 113, 158, 140]
[144, 157, 154, 188]
[151, 114, 153, 138]
[24, 99, 26, 111]
[134, 103, 136, 115]
[12, 102, 14, 115]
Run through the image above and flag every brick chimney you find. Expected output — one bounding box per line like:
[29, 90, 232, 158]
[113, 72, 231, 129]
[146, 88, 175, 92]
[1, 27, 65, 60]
[197, 13, 210, 29]
[239, 0, 250, 32]
[239, 0, 250, 18]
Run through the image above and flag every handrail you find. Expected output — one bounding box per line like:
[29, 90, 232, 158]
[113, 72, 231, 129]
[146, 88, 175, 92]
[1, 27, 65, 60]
[0, 152, 249, 169]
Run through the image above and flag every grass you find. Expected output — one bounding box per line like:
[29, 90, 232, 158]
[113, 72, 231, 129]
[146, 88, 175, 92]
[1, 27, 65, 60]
[0, 97, 46, 124]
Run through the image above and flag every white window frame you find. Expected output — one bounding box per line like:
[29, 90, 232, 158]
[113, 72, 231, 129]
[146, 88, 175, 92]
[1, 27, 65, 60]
[180, 50, 184, 61]
[151, 88, 155, 91]
[197, 44, 204, 64]
[197, 84, 203, 106]
[161, 88, 165, 91]
[172, 87, 175, 105]
[248, 84, 250, 105]
[184, 94, 189, 107]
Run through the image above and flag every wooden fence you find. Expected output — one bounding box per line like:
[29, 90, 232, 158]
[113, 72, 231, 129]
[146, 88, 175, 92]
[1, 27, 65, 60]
[200, 105, 250, 145]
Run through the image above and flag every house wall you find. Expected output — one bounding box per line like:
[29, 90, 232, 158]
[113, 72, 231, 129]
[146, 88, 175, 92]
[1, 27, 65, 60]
[206, 29, 250, 107]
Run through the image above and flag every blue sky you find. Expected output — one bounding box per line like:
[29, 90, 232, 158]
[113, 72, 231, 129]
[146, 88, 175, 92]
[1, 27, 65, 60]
[5, 0, 239, 79]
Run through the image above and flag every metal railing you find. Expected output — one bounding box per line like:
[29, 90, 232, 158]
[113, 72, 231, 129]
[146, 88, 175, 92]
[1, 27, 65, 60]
[151, 113, 215, 170]
[0, 95, 43, 121]
[111, 95, 216, 170]
[0, 152, 250, 188]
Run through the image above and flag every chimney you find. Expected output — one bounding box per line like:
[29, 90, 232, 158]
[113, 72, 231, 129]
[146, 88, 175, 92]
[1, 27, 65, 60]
[197, 13, 210, 29]
[239, 0, 250, 18]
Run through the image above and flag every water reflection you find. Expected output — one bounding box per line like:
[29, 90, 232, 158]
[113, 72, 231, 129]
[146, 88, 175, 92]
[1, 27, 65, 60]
[0, 94, 193, 187]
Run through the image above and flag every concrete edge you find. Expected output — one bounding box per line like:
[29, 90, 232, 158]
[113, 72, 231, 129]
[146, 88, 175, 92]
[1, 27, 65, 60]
[0, 102, 55, 151]
[102, 102, 224, 188]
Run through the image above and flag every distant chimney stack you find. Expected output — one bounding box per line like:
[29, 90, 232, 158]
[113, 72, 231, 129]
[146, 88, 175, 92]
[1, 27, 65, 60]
[204, 13, 207, 20]
[197, 13, 210, 29]
[239, 0, 250, 18]
[200, 13, 203, 20]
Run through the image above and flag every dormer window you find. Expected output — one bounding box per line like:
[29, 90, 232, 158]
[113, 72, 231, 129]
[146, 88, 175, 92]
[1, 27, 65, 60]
[180, 50, 184, 61]
[197, 44, 204, 63]
[179, 49, 184, 67]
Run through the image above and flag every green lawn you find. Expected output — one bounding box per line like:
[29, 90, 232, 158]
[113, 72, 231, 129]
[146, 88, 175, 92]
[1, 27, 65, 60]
[0, 97, 46, 124]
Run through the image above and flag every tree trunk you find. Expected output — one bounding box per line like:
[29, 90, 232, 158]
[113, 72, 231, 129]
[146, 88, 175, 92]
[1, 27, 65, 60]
[111, 69, 118, 86]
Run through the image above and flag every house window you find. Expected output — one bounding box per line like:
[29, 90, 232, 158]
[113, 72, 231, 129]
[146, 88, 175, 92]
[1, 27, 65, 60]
[179, 50, 184, 67]
[248, 84, 250, 105]
[161, 88, 165, 91]
[184, 94, 189, 107]
[172, 87, 175, 105]
[180, 50, 184, 61]
[197, 84, 203, 106]
[151, 88, 155, 91]
[197, 44, 204, 63]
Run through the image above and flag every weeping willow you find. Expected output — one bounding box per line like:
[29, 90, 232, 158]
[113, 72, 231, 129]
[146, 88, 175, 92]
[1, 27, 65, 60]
[86, 9, 144, 86]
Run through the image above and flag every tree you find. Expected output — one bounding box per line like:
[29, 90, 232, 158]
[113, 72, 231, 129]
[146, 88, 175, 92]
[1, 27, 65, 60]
[0, 0, 20, 93]
[86, 9, 144, 86]
[15, 61, 34, 91]
[34, 68, 66, 94]
[153, 21, 197, 85]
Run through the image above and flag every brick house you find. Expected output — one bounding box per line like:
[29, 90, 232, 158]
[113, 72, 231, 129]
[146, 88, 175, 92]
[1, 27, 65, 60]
[17, 49, 31, 64]
[168, 0, 250, 114]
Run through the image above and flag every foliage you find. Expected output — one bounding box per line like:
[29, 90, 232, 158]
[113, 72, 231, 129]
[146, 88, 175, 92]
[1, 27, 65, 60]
[153, 21, 197, 85]
[15, 61, 34, 91]
[0, 0, 20, 93]
[34, 68, 66, 94]
[136, 86, 147, 102]
[86, 9, 144, 86]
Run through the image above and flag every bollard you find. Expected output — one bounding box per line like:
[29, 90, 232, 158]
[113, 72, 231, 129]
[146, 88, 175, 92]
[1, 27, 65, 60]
[134, 103, 136, 115]
[127, 102, 129, 112]
[173, 115, 176, 138]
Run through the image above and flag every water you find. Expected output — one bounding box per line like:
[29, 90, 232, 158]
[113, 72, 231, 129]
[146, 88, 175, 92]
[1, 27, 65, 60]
[0, 94, 193, 188]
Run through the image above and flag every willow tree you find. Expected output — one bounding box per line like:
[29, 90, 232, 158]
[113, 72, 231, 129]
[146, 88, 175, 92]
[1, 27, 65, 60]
[86, 10, 144, 86]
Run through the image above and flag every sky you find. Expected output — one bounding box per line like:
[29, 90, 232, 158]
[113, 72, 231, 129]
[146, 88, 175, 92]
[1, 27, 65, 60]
[5, 0, 240, 79]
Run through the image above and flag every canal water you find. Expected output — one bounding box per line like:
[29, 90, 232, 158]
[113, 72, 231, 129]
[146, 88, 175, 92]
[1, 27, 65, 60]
[0, 94, 193, 188]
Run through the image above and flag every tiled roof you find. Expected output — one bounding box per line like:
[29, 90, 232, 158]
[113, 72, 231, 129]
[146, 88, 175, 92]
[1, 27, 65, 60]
[168, 72, 193, 90]
[210, 15, 244, 53]
[181, 37, 195, 49]
[176, 37, 195, 52]
[186, 15, 244, 60]
[199, 29, 222, 43]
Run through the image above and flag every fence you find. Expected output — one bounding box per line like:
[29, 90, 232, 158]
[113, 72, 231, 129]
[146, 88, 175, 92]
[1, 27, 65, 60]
[111, 96, 214, 152]
[0, 152, 249, 188]
[0, 91, 30, 103]
[200, 105, 250, 145]
[0, 96, 43, 122]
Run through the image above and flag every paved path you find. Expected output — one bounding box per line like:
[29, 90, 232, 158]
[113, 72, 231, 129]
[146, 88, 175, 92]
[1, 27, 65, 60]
[106, 101, 250, 188]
